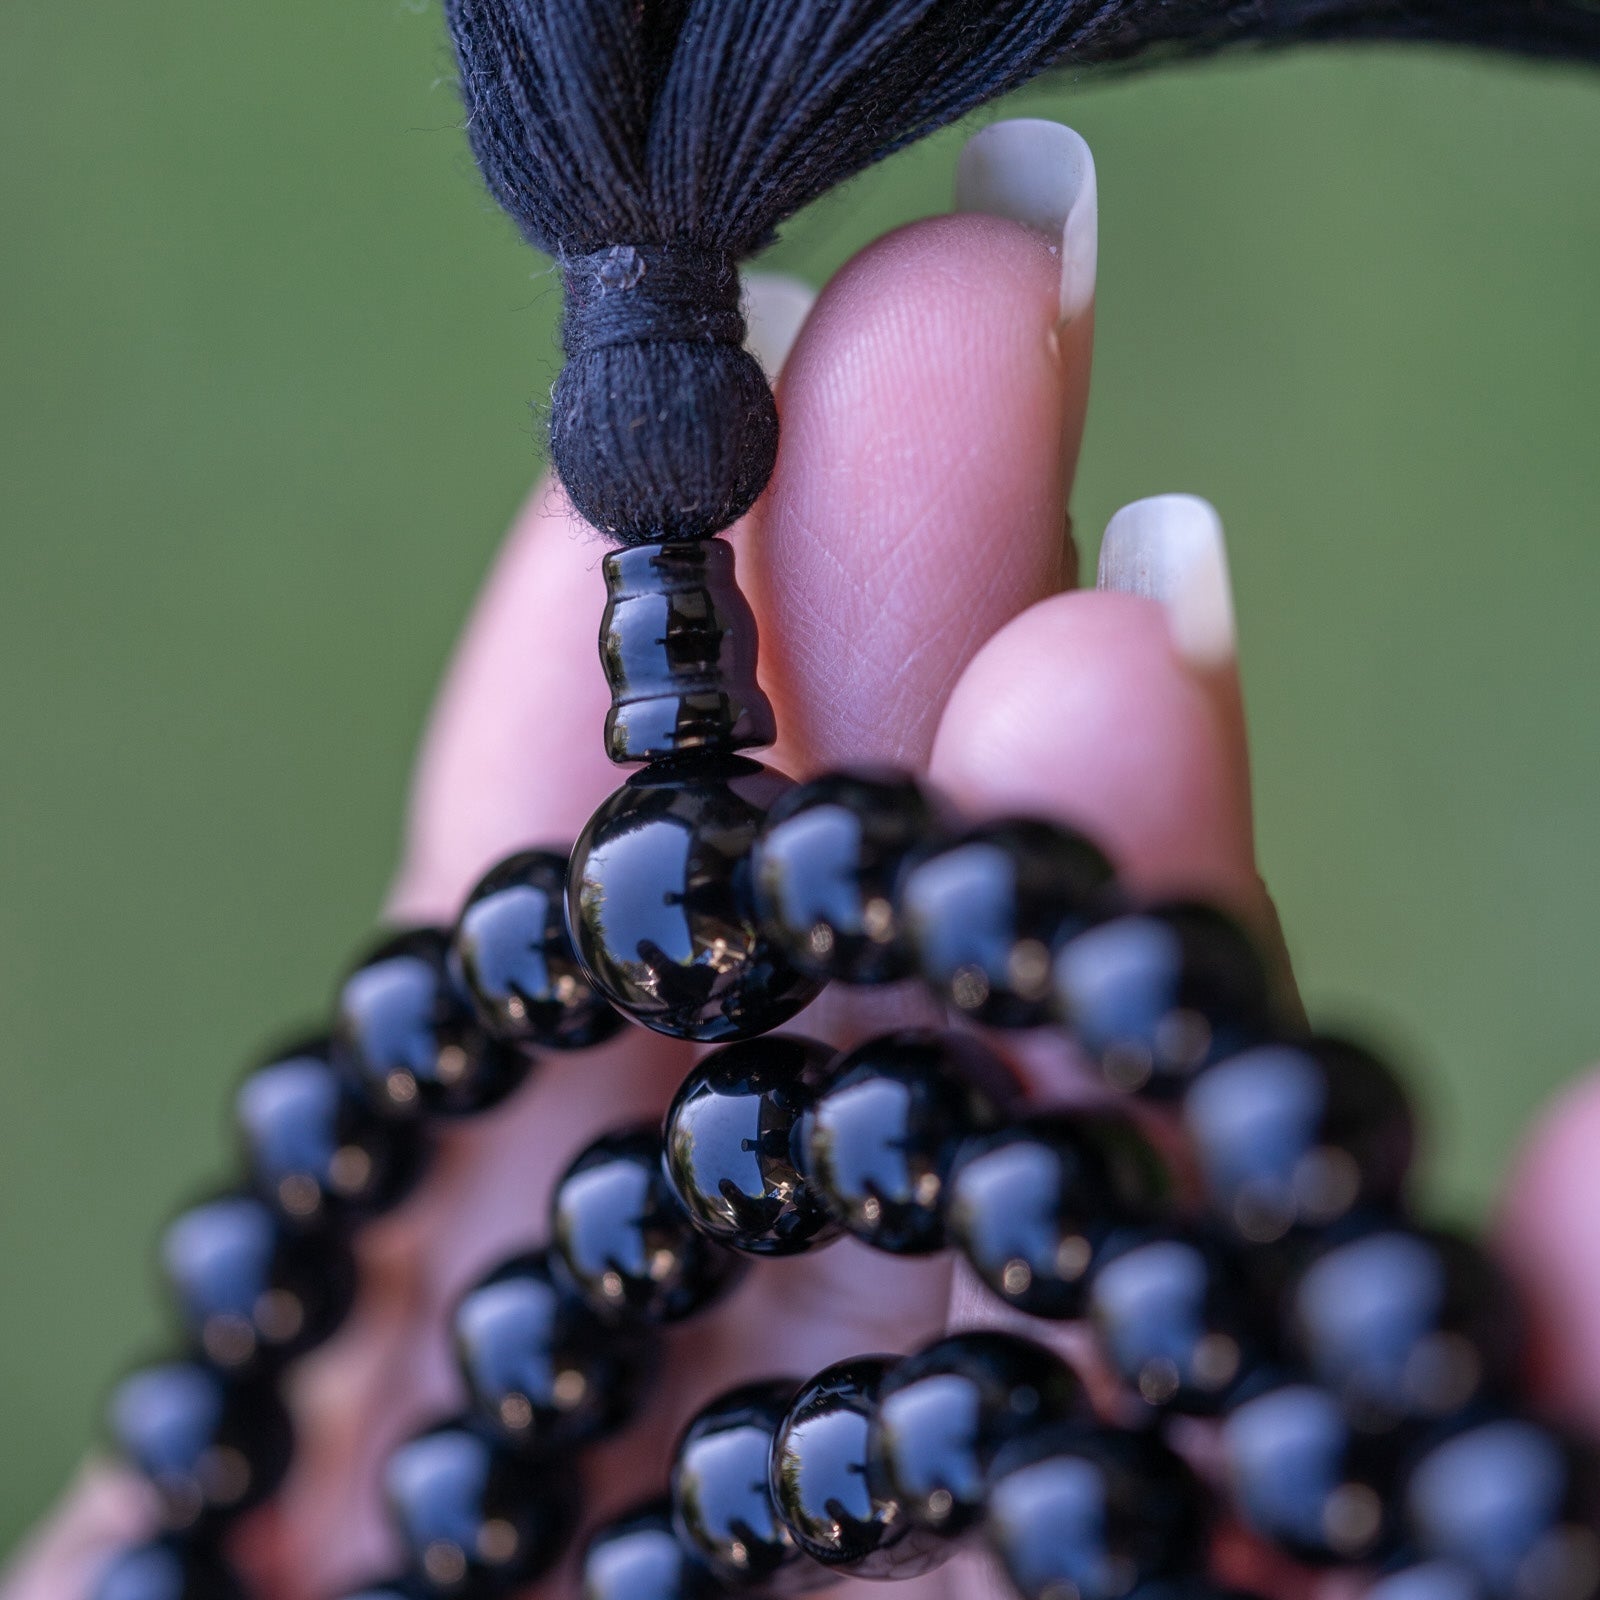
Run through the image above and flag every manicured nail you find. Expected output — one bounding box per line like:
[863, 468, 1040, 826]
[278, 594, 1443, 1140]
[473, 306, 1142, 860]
[742, 271, 817, 377]
[955, 118, 1098, 326]
[1098, 494, 1238, 670]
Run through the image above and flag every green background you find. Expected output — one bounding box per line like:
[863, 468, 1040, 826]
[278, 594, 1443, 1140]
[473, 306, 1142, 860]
[2, 2, 1598, 1558]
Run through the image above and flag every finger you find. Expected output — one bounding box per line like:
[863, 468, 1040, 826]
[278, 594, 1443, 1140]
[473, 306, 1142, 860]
[0, 1462, 153, 1600]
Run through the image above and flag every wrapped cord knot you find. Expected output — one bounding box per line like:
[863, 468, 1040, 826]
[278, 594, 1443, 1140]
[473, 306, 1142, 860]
[562, 245, 745, 356]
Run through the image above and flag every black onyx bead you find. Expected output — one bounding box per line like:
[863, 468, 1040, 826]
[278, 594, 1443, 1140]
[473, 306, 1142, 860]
[1087, 1227, 1261, 1415]
[578, 1502, 724, 1600]
[663, 1035, 841, 1256]
[946, 1112, 1170, 1319]
[799, 1029, 1015, 1254]
[567, 756, 823, 1042]
[236, 1037, 427, 1226]
[869, 1331, 1084, 1536]
[91, 1540, 248, 1600]
[451, 1249, 655, 1454]
[1365, 1562, 1489, 1600]
[332, 1586, 423, 1600]
[1404, 1418, 1600, 1598]
[900, 818, 1115, 1028]
[550, 1126, 745, 1324]
[1124, 1586, 1267, 1600]
[384, 1421, 578, 1597]
[336, 928, 533, 1119]
[159, 1193, 356, 1372]
[771, 1356, 947, 1579]
[671, 1379, 828, 1592]
[1183, 1036, 1415, 1243]
[751, 768, 938, 985]
[108, 1361, 292, 1530]
[1052, 903, 1274, 1097]
[453, 849, 624, 1052]
[983, 1424, 1210, 1600]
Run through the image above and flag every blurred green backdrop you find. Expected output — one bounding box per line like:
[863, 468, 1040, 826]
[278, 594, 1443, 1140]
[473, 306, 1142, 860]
[3, 0, 1598, 1559]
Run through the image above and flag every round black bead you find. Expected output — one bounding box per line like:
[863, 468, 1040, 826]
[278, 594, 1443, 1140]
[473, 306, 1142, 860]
[236, 1037, 427, 1226]
[983, 1423, 1210, 1600]
[451, 1249, 655, 1454]
[550, 1126, 745, 1324]
[384, 1421, 578, 1597]
[567, 756, 823, 1042]
[671, 1379, 828, 1592]
[947, 1112, 1170, 1319]
[752, 768, 938, 985]
[869, 1331, 1084, 1536]
[1365, 1562, 1489, 1600]
[108, 1360, 292, 1530]
[578, 1502, 724, 1600]
[1182, 1035, 1415, 1243]
[1086, 1227, 1261, 1415]
[799, 1029, 1014, 1254]
[91, 1540, 249, 1600]
[159, 1193, 356, 1371]
[453, 849, 624, 1052]
[336, 928, 533, 1119]
[900, 818, 1115, 1028]
[1052, 903, 1274, 1097]
[771, 1356, 947, 1579]
[663, 1035, 841, 1256]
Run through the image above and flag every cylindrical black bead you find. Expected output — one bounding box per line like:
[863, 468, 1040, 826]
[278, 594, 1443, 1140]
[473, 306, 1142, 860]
[600, 539, 776, 764]
[577, 1503, 725, 1600]
[90, 1540, 250, 1600]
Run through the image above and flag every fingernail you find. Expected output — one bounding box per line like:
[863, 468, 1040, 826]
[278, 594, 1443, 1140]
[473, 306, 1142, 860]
[742, 271, 817, 377]
[1098, 494, 1238, 671]
[955, 118, 1098, 326]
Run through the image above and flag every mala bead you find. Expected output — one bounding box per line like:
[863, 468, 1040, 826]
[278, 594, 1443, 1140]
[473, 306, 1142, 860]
[91, 1540, 249, 1600]
[771, 1356, 947, 1580]
[578, 1502, 725, 1600]
[1183, 1036, 1415, 1243]
[332, 1586, 423, 1600]
[900, 818, 1115, 1028]
[663, 1035, 841, 1256]
[1052, 903, 1274, 1097]
[869, 1331, 1084, 1536]
[384, 1420, 578, 1597]
[451, 1249, 655, 1453]
[671, 1379, 828, 1592]
[567, 755, 822, 1042]
[453, 849, 623, 1052]
[108, 1360, 292, 1529]
[549, 1126, 745, 1324]
[159, 1193, 356, 1371]
[751, 768, 939, 985]
[946, 1112, 1170, 1320]
[799, 1029, 1015, 1254]
[1364, 1563, 1489, 1600]
[236, 1037, 427, 1226]
[983, 1424, 1211, 1600]
[336, 928, 533, 1119]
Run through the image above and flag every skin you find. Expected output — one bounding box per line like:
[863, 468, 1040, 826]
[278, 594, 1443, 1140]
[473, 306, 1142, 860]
[7, 192, 1600, 1600]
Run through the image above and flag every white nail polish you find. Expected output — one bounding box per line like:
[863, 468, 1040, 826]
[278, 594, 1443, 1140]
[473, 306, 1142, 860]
[1098, 494, 1238, 670]
[954, 118, 1098, 325]
[741, 271, 816, 377]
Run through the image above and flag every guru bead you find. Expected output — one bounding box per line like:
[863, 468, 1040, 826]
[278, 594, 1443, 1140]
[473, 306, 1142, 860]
[90, 1540, 249, 1600]
[577, 1502, 724, 1600]
[566, 755, 822, 1042]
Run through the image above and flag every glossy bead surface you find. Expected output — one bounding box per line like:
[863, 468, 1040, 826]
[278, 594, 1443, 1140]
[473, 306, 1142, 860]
[578, 1502, 724, 1600]
[336, 928, 533, 1118]
[671, 1379, 828, 1592]
[550, 1126, 745, 1324]
[752, 769, 938, 984]
[869, 1331, 1083, 1536]
[108, 1361, 292, 1529]
[1053, 903, 1273, 1097]
[799, 1029, 1014, 1254]
[901, 818, 1115, 1028]
[236, 1037, 427, 1225]
[331, 1585, 423, 1600]
[384, 1421, 578, 1597]
[91, 1541, 248, 1600]
[1183, 1036, 1415, 1243]
[947, 1112, 1170, 1319]
[452, 1250, 654, 1453]
[567, 756, 823, 1042]
[1364, 1563, 1489, 1600]
[159, 1193, 356, 1371]
[454, 850, 624, 1052]
[984, 1424, 1210, 1600]
[1087, 1228, 1260, 1415]
[771, 1356, 946, 1579]
[664, 1035, 841, 1256]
